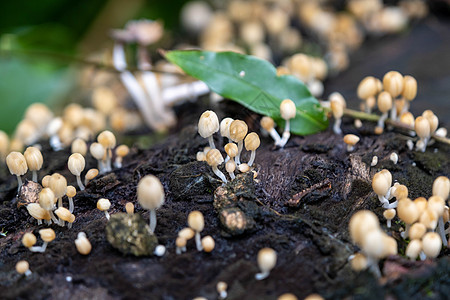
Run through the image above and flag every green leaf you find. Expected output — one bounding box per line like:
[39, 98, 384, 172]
[165, 50, 328, 135]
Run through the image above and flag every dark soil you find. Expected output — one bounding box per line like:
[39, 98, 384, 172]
[0, 97, 448, 300]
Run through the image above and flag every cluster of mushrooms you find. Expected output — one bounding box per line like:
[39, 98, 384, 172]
[175, 211, 215, 254]
[196, 110, 260, 183]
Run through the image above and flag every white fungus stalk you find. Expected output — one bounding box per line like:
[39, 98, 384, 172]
[206, 149, 227, 183]
[278, 99, 296, 147]
[137, 175, 165, 235]
[161, 81, 210, 105]
[188, 211, 204, 251]
[260, 116, 281, 146]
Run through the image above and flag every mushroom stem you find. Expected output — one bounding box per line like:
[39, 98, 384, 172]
[162, 81, 210, 105]
[278, 120, 291, 147]
[24, 269, 32, 276]
[16, 175, 23, 193]
[248, 150, 256, 167]
[228, 171, 235, 180]
[149, 209, 156, 234]
[212, 166, 228, 183]
[69, 197, 74, 213]
[58, 197, 62, 208]
[437, 216, 447, 246]
[32, 171, 38, 183]
[386, 219, 392, 228]
[377, 112, 388, 129]
[347, 144, 355, 152]
[105, 149, 112, 172]
[390, 104, 397, 121]
[67, 222, 73, 229]
[208, 135, 216, 149]
[255, 271, 270, 280]
[104, 211, 110, 220]
[401, 101, 410, 114]
[268, 128, 281, 145]
[114, 157, 123, 168]
[176, 247, 182, 255]
[195, 231, 203, 251]
[235, 141, 243, 165]
[49, 135, 63, 151]
[401, 224, 411, 239]
[419, 251, 426, 261]
[367, 256, 381, 278]
[333, 118, 342, 135]
[37, 219, 42, 226]
[30, 242, 48, 253]
[48, 210, 59, 225]
[76, 175, 85, 191]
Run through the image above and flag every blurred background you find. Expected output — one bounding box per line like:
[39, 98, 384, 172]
[0, 0, 448, 138]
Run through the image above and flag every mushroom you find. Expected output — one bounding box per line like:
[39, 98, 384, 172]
[66, 185, 76, 213]
[26, 203, 50, 226]
[357, 76, 378, 113]
[225, 160, 236, 180]
[278, 99, 296, 147]
[38, 188, 59, 225]
[372, 169, 396, 209]
[330, 92, 346, 134]
[6, 151, 28, 193]
[71, 138, 87, 156]
[196, 151, 206, 162]
[432, 176, 449, 201]
[343, 134, 359, 152]
[46, 117, 63, 151]
[0, 130, 9, 160]
[90, 142, 106, 174]
[220, 117, 234, 143]
[16, 260, 32, 276]
[68, 153, 85, 190]
[201, 235, 215, 252]
[198, 110, 220, 149]
[84, 168, 99, 186]
[75, 232, 92, 255]
[383, 209, 396, 228]
[376, 91, 393, 133]
[137, 175, 165, 234]
[176, 237, 187, 254]
[255, 247, 277, 280]
[421, 232, 442, 259]
[414, 116, 430, 152]
[383, 71, 404, 120]
[244, 132, 260, 166]
[419, 208, 438, 231]
[229, 120, 248, 164]
[67, 213, 76, 229]
[349, 253, 368, 272]
[409, 223, 426, 240]
[49, 173, 67, 209]
[97, 198, 111, 220]
[405, 239, 422, 261]
[178, 227, 195, 241]
[260, 116, 281, 145]
[29, 228, 56, 252]
[238, 163, 251, 173]
[154, 245, 166, 257]
[54, 206, 72, 227]
[114, 145, 129, 168]
[23, 147, 43, 182]
[42, 175, 51, 188]
[22, 232, 37, 250]
[428, 195, 447, 245]
[206, 149, 227, 183]
[97, 130, 116, 172]
[397, 198, 420, 238]
[216, 281, 228, 299]
[188, 210, 205, 251]
[401, 75, 417, 114]
[125, 202, 134, 214]
[389, 152, 398, 164]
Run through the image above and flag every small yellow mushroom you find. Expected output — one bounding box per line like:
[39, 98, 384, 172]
[71, 138, 87, 156]
[255, 247, 277, 280]
[260, 116, 281, 145]
[55, 207, 72, 227]
[198, 110, 220, 149]
[137, 175, 165, 234]
[376, 91, 393, 133]
[278, 99, 296, 147]
[24, 147, 43, 182]
[90, 142, 106, 174]
[216, 281, 228, 299]
[114, 145, 129, 168]
[421, 232, 442, 259]
[343, 134, 359, 152]
[26, 203, 51, 226]
[125, 202, 134, 214]
[75, 232, 92, 255]
[68, 153, 86, 190]
[244, 132, 260, 166]
[206, 149, 227, 183]
[405, 239, 422, 261]
[414, 116, 430, 152]
[66, 185, 76, 213]
[16, 260, 32, 276]
[84, 168, 99, 186]
[201, 235, 215, 252]
[188, 211, 205, 251]
[176, 236, 187, 254]
[39, 188, 59, 224]
[97, 130, 116, 172]
[22, 232, 37, 249]
[383, 209, 396, 228]
[49, 173, 67, 209]
[6, 151, 28, 193]
[229, 120, 248, 164]
[97, 198, 111, 220]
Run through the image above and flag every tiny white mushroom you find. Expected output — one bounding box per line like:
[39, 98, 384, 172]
[255, 247, 277, 280]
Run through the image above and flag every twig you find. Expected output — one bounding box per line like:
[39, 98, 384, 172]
[323, 106, 450, 146]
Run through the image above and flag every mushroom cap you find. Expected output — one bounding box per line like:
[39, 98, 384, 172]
[49, 173, 67, 198]
[422, 110, 438, 134]
[343, 134, 359, 146]
[288, 53, 312, 81]
[55, 207, 72, 222]
[377, 91, 393, 113]
[16, 260, 30, 274]
[419, 208, 438, 230]
[349, 210, 380, 245]
[409, 223, 427, 240]
[379, 169, 392, 187]
[402, 75, 417, 100]
[413, 197, 428, 214]
[383, 209, 396, 220]
[393, 184, 408, 200]
[422, 232, 442, 258]
[432, 176, 449, 201]
[71, 138, 87, 156]
[0, 130, 9, 157]
[350, 253, 368, 271]
[226, 160, 236, 173]
[201, 235, 215, 252]
[97, 198, 111, 211]
[196, 151, 206, 162]
[383, 235, 398, 256]
[361, 229, 387, 259]
[257, 247, 277, 273]
[260, 116, 275, 131]
[244, 132, 260, 151]
[75, 232, 92, 255]
[66, 185, 76, 198]
[206, 149, 224, 168]
[42, 175, 52, 188]
[115, 145, 130, 158]
[24, 103, 53, 128]
[137, 175, 165, 210]
[188, 210, 204, 232]
[85, 168, 99, 180]
[22, 232, 37, 247]
[92, 86, 117, 115]
[383, 70, 404, 97]
[178, 227, 195, 240]
[26, 203, 51, 220]
[176, 236, 187, 248]
[68, 153, 85, 176]
[90, 143, 106, 160]
[357, 76, 378, 99]
[39, 188, 56, 210]
[39, 228, 56, 242]
[6, 151, 28, 176]
[126, 19, 163, 46]
[428, 195, 445, 216]
[198, 110, 220, 138]
[97, 130, 116, 149]
[224, 143, 239, 158]
[238, 163, 250, 173]
[330, 98, 344, 119]
[329, 92, 347, 108]
[405, 239, 422, 260]
[414, 116, 430, 139]
[229, 120, 248, 142]
[399, 112, 415, 127]
[397, 198, 420, 224]
[64, 103, 84, 127]
[24, 147, 43, 172]
[220, 117, 234, 139]
[372, 172, 391, 196]
[280, 99, 296, 120]
[125, 202, 134, 214]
